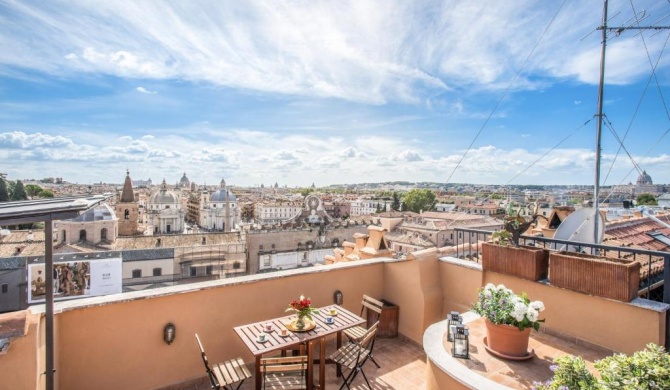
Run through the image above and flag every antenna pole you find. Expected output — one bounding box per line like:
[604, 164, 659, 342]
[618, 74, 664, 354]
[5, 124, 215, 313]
[594, 0, 608, 244]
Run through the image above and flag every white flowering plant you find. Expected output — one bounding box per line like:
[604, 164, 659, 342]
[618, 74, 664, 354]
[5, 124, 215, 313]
[473, 283, 545, 331]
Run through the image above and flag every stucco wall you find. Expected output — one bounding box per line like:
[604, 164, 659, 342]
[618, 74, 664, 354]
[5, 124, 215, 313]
[425, 359, 469, 390]
[0, 313, 41, 390]
[439, 258, 482, 315]
[383, 255, 443, 344]
[54, 262, 384, 390]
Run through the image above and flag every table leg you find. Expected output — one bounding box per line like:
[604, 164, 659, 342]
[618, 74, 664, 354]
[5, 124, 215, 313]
[307, 340, 315, 390]
[255, 355, 262, 390]
[319, 337, 326, 389]
[336, 331, 342, 377]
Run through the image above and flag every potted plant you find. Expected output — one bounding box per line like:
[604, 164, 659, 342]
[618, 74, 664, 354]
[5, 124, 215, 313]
[482, 202, 549, 281]
[473, 283, 545, 359]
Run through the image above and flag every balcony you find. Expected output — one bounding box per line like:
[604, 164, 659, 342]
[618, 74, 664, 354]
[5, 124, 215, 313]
[1, 237, 669, 390]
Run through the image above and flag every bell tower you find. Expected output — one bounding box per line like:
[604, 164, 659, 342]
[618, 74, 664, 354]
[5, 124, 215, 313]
[116, 169, 140, 236]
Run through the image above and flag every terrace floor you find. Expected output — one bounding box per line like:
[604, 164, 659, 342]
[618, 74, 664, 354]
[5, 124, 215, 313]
[448, 318, 613, 389]
[181, 336, 428, 390]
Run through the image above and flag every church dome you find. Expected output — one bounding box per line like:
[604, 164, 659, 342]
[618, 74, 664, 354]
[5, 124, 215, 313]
[210, 179, 236, 202]
[179, 172, 190, 188]
[150, 179, 179, 204]
[636, 170, 653, 186]
[210, 189, 236, 202]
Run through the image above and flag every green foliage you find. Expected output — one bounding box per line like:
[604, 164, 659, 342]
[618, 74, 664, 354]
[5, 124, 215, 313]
[25, 184, 43, 198]
[0, 179, 8, 202]
[38, 189, 55, 198]
[391, 192, 400, 211]
[636, 193, 657, 206]
[402, 189, 436, 213]
[491, 230, 512, 246]
[11, 180, 27, 201]
[300, 187, 315, 197]
[596, 343, 670, 390]
[534, 344, 670, 390]
[532, 356, 598, 390]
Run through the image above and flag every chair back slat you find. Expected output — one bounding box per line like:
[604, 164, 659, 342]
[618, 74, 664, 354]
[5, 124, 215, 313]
[363, 294, 384, 309]
[361, 300, 383, 315]
[359, 321, 379, 349]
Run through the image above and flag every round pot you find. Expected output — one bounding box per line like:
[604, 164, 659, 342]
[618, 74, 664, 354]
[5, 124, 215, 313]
[484, 319, 531, 358]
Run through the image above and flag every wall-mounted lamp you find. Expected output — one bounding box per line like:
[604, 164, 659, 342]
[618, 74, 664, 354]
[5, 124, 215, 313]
[164, 323, 176, 345]
[333, 290, 343, 305]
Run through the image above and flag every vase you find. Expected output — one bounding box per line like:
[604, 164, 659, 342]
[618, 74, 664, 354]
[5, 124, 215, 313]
[484, 319, 532, 359]
[295, 315, 306, 330]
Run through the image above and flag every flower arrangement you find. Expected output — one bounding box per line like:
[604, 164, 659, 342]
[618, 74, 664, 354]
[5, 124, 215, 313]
[286, 295, 319, 323]
[473, 283, 545, 331]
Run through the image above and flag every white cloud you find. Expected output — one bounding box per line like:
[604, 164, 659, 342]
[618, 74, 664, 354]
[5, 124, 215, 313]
[0, 131, 74, 148]
[2, 1, 666, 104]
[136, 86, 157, 94]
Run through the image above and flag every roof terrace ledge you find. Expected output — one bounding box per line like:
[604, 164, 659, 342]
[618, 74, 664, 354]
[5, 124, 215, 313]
[439, 255, 670, 314]
[30, 257, 403, 315]
[424, 312, 508, 390]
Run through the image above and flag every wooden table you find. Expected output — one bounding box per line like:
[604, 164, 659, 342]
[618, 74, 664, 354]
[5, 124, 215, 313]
[233, 305, 365, 390]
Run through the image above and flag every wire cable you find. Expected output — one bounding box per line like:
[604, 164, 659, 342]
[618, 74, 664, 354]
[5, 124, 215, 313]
[443, 0, 568, 184]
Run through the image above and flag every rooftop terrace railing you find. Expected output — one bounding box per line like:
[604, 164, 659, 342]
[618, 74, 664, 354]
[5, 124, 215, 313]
[453, 227, 670, 304]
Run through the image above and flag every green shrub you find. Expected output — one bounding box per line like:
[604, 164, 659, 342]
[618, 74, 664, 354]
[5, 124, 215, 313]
[596, 343, 670, 390]
[533, 344, 670, 390]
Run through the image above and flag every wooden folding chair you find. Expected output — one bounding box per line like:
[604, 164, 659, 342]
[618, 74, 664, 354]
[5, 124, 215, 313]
[329, 322, 380, 390]
[342, 294, 383, 368]
[260, 355, 308, 390]
[195, 334, 251, 390]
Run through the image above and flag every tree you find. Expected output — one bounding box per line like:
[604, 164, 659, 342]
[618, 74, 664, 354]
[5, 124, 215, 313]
[391, 192, 400, 211]
[38, 189, 55, 198]
[25, 184, 43, 198]
[11, 180, 27, 201]
[0, 179, 8, 202]
[402, 189, 436, 213]
[636, 193, 657, 206]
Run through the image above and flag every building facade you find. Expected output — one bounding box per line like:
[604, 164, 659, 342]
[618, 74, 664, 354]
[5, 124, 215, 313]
[146, 179, 185, 234]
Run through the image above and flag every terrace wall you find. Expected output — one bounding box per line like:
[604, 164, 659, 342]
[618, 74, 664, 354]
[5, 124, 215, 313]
[2, 251, 668, 390]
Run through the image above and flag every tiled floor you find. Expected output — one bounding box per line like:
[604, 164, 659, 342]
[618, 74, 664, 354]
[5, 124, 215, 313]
[448, 318, 612, 389]
[188, 336, 427, 390]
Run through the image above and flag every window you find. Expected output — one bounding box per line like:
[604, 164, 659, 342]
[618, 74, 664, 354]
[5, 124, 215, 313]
[100, 228, 107, 241]
[153, 268, 162, 277]
[124, 209, 130, 219]
[62, 230, 66, 243]
[233, 261, 241, 269]
[166, 224, 171, 233]
[1, 284, 7, 294]
[206, 265, 213, 275]
[79, 229, 87, 241]
[132, 269, 142, 278]
[190, 266, 196, 277]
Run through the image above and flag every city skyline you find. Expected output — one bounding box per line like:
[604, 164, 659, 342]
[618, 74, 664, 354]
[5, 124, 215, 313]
[1, 1, 670, 187]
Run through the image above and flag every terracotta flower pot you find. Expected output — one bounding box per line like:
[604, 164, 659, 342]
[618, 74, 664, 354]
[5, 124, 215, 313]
[484, 319, 531, 358]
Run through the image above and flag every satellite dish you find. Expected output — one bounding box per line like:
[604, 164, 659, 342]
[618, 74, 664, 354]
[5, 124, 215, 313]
[552, 207, 604, 253]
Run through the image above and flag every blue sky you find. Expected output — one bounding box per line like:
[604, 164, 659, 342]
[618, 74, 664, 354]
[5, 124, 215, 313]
[1, 0, 669, 187]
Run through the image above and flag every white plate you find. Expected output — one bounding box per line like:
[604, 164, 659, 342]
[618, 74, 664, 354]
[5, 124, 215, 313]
[256, 337, 269, 343]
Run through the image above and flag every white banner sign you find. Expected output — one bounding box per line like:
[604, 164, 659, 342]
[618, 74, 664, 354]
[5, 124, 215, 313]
[28, 258, 122, 303]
